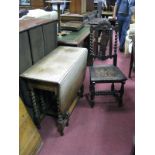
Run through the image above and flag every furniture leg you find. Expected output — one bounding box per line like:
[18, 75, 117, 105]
[111, 83, 115, 91]
[64, 112, 70, 127]
[66, 117, 69, 127]
[78, 84, 84, 97]
[55, 94, 63, 135]
[56, 95, 68, 136]
[57, 113, 64, 136]
[57, 112, 70, 136]
[90, 81, 95, 107]
[29, 88, 41, 128]
[38, 90, 46, 113]
[119, 82, 125, 107]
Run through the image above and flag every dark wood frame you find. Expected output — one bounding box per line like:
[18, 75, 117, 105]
[87, 20, 127, 107]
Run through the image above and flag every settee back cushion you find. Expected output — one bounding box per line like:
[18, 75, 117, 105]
[43, 22, 57, 56]
[19, 31, 32, 74]
[29, 26, 45, 64]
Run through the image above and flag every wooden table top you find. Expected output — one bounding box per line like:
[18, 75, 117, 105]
[57, 26, 90, 46]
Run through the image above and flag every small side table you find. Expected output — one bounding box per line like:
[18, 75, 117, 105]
[45, 0, 71, 33]
[57, 25, 90, 47]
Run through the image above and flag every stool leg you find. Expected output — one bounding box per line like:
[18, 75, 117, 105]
[56, 96, 64, 136]
[119, 82, 125, 107]
[66, 117, 69, 127]
[78, 84, 84, 97]
[38, 90, 46, 114]
[111, 83, 115, 91]
[57, 114, 64, 136]
[90, 81, 95, 108]
[29, 88, 41, 128]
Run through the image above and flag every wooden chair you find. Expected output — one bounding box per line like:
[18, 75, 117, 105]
[87, 20, 127, 107]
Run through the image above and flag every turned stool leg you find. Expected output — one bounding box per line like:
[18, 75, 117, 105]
[56, 96, 65, 136]
[38, 90, 46, 114]
[79, 84, 84, 97]
[29, 88, 41, 128]
[90, 81, 95, 108]
[119, 82, 125, 107]
[111, 83, 115, 91]
[57, 114, 64, 136]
